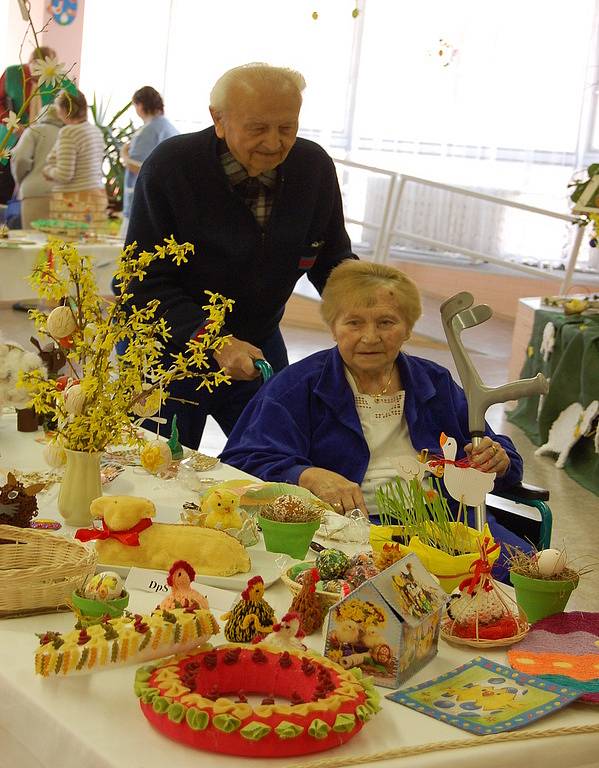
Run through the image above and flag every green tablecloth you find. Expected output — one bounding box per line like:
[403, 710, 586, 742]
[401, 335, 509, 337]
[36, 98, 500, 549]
[507, 308, 599, 496]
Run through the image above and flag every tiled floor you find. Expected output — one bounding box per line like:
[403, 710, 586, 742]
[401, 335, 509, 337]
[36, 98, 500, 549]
[2, 291, 597, 609]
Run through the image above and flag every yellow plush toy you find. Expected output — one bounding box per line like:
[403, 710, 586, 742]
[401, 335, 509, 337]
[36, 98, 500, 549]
[82, 495, 251, 577]
[201, 488, 243, 530]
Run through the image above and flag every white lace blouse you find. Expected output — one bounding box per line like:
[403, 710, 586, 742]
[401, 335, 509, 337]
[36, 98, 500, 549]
[345, 368, 416, 514]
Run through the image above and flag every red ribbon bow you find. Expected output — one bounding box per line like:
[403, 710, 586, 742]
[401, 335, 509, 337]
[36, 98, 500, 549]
[428, 454, 472, 469]
[74, 517, 153, 546]
[458, 536, 500, 594]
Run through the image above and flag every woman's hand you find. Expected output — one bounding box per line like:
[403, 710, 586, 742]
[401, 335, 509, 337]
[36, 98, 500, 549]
[465, 437, 510, 477]
[299, 467, 368, 516]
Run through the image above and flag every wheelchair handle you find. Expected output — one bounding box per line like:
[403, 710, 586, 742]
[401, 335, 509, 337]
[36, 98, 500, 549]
[253, 358, 273, 383]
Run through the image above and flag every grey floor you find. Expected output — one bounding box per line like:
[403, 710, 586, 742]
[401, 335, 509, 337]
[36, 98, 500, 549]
[2, 293, 597, 609]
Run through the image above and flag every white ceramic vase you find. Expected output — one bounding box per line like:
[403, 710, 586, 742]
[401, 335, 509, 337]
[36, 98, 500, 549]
[57, 448, 102, 527]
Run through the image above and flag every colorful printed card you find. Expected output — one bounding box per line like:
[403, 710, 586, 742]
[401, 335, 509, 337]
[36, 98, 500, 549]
[386, 656, 581, 734]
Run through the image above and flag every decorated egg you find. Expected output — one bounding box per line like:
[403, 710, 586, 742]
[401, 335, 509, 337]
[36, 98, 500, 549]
[536, 548, 568, 577]
[140, 440, 172, 474]
[315, 548, 350, 580]
[320, 579, 351, 595]
[131, 385, 162, 418]
[46, 306, 77, 339]
[345, 551, 380, 588]
[43, 440, 66, 468]
[63, 383, 86, 415]
[83, 571, 124, 601]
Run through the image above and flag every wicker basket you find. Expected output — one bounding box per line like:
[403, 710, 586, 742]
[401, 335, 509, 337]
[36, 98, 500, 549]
[0, 524, 98, 617]
[440, 619, 529, 648]
[281, 563, 342, 611]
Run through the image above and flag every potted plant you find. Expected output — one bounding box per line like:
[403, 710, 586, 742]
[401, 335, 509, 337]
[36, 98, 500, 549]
[89, 95, 135, 214]
[258, 494, 323, 560]
[18, 237, 233, 527]
[507, 547, 586, 624]
[373, 477, 499, 593]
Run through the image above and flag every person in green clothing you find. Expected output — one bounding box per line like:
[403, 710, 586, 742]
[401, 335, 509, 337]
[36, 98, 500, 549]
[0, 46, 76, 203]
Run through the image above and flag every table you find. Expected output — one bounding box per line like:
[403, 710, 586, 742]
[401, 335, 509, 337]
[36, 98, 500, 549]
[1, 416, 598, 768]
[507, 301, 599, 496]
[0, 230, 123, 304]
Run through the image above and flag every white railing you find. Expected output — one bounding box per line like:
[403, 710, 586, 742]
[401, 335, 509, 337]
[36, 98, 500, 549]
[333, 159, 588, 295]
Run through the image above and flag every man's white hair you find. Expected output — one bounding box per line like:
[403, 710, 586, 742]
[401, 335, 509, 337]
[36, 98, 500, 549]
[210, 63, 306, 113]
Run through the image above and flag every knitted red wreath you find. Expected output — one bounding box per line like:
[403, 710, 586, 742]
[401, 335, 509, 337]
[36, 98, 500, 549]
[135, 644, 380, 757]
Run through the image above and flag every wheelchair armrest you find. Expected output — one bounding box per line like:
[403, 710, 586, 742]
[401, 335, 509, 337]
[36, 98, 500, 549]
[497, 481, 550, 502]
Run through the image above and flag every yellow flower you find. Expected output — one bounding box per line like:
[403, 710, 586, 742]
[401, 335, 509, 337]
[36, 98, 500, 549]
[20, 237, 232, 452]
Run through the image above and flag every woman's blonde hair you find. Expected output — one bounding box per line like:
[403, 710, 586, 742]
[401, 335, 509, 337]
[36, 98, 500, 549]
[210, 63, 306, 113]
[321, 260, 422, 330]
[55, 88, 88, 121]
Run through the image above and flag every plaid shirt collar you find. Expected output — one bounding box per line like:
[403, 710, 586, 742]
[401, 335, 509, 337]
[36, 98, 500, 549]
[218, 140, 277, 189]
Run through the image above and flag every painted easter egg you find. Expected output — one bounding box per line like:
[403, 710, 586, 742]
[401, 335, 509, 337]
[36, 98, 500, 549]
[536, 548, 568, 577]
[46, 306, 77, 339]
[131, 385, 162, 418]
[315, 548, 350, 580]
[43, 440, 66, 468]
[83, 571, 124, 601]
[140, 440, 172, 474]
[63, 383, 86, 415]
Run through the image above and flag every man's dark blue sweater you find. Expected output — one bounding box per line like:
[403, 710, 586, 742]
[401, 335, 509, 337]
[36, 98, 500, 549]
[124, 126, 355, 446]
[126, 126, 354, 351]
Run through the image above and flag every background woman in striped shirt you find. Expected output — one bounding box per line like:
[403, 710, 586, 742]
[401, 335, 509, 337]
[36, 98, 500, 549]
[44, 88, 106, 225]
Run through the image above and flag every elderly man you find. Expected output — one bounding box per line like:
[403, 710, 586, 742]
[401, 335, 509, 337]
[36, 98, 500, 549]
[126, 63, 355, 448]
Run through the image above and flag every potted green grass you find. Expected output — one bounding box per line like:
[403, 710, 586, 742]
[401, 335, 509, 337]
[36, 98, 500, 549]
[373, 478, 499, 593]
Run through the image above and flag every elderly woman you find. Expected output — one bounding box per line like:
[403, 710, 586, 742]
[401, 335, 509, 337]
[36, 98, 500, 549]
[221, 260, 528, 574]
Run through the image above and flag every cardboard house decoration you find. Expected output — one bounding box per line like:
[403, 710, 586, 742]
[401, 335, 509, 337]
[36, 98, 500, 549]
[323, 553, 447, 688]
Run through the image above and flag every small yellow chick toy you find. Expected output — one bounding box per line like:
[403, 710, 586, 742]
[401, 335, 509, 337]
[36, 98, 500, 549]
[201, 488, 243, 530]
[564, 297, 589, 315]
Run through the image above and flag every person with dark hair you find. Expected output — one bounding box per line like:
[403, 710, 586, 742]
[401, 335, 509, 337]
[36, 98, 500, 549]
[43, 88, 106, 223]
[120, 86, 178, 235]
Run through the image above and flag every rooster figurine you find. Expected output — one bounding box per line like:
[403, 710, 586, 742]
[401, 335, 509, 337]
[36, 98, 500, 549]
[159, 560, 209, 610]
[221, 575, 276, 642]
[290, 568, 325, 635]
[258, 612, 306, 651]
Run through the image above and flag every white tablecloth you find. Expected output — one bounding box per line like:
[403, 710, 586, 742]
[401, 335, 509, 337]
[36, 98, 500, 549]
[0, 416, 597, 768]
[0, 230, 123, 303]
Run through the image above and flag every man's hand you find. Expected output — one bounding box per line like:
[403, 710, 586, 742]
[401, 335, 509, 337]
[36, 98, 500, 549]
[299, 466, 368, 517]
[213, 337, 264, 381]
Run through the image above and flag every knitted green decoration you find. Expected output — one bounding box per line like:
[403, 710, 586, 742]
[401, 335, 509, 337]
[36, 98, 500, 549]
[167, 414, 184, 460]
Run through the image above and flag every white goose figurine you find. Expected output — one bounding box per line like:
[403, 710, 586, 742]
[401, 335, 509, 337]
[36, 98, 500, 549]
[439, 432, 495, 507]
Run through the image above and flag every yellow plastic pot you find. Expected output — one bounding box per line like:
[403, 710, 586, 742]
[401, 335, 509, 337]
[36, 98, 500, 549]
[370, 522, 499, 593]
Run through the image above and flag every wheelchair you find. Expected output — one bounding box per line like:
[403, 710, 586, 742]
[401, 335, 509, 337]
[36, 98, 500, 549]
[486, 481, 552, 551]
